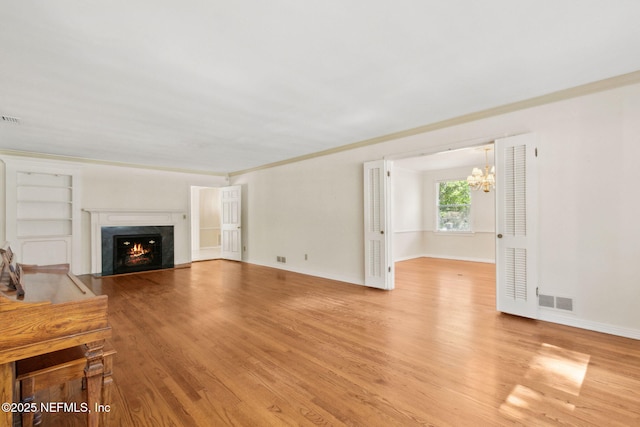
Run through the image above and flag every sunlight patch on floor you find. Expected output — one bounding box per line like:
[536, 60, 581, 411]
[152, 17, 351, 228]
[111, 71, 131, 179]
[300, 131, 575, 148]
[500, 384, 577, 418]
[525, 343, 590, 396]
[500, 343, 590, 422]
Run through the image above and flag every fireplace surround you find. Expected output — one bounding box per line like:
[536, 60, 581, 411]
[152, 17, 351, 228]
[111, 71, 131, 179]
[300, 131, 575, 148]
[85, 208, 185, 276]
[101, 226, 174, 276]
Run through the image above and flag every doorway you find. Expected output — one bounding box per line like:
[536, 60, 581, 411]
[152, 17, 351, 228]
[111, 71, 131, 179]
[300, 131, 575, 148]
[392, 144, 496, 270]
[190, 186, 221, 261]
[377, 133, 539, 320]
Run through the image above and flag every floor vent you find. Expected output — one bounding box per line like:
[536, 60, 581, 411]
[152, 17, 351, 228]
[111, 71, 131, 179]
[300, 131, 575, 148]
[538, 294, 574, 311]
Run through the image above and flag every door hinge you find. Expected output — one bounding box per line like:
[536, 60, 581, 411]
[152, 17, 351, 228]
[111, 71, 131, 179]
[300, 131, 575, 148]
[535, 147, 538, 157]
[536, 286, 539, 297]
[387, 171, 391, 177]
[388, 266, 391, 272]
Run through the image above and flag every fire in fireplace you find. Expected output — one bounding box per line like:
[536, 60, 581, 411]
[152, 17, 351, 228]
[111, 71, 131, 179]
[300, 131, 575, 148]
[114, 234, 162, 274]
[101, 225, 174, 276]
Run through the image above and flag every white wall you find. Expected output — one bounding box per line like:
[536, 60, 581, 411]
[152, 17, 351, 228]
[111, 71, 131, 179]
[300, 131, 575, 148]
[233, 154, 365, 284]
[393, 167, 424, 261]
[232, 82, 640, 338]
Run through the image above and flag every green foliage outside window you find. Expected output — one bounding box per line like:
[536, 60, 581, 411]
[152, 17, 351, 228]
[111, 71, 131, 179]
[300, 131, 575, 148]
[437, 180, 471, 231]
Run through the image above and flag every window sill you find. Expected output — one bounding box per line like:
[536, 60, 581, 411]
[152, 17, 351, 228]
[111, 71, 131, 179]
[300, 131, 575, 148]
[434, 230, 475, 236]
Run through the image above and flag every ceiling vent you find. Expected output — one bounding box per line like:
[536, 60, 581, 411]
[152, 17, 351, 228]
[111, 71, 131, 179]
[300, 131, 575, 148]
[1, 115, 20, 124]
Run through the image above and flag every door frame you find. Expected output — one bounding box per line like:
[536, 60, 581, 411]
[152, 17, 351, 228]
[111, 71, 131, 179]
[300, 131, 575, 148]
[382, 139, 495, 290]
[190, 186, 222, 262]
[381, 134, 537, 320]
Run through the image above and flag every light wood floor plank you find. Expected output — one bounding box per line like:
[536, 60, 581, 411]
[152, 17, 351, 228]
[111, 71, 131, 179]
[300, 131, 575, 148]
[29, 258, 640, 426]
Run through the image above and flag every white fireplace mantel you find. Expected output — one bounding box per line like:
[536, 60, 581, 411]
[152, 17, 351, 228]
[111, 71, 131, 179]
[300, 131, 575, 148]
[84, 208, 187, 275]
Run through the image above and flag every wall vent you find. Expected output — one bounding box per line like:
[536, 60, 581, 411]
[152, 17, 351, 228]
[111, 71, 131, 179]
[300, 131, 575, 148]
[538, 294, 574, 311]
[556, 297, 574, 311]
[1, 115, 20, 124]
[538, 294, 555, 308]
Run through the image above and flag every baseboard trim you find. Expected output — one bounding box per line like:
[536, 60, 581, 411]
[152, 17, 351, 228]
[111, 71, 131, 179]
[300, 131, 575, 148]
[248, 260, 364, 287]
[395, 255, 423, 262]
[538, 311, 640, 340]
[396, 254, 495, 264]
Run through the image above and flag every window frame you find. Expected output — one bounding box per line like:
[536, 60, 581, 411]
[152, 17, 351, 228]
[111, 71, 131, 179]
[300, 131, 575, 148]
[435, 178, 474, 233]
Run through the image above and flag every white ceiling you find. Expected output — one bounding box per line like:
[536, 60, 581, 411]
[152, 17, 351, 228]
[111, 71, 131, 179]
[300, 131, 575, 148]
[395, 144, 494, 172]
[1, 1, 640, 174]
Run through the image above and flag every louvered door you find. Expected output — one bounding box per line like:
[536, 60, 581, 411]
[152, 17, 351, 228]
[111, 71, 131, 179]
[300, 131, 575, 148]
[495, 134, 538, 318]
[363, 160, 394, 289]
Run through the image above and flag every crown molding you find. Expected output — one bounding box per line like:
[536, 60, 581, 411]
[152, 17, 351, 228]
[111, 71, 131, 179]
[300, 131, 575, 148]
[0, 149, 227, 177]
[229, 69, 640, 177]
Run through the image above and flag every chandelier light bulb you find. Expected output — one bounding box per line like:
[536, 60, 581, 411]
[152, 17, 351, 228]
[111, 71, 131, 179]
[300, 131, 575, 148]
[467, 147, 495, 193]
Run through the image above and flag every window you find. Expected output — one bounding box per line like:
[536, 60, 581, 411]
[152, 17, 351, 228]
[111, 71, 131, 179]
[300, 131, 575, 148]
[437, 180, 471, 232]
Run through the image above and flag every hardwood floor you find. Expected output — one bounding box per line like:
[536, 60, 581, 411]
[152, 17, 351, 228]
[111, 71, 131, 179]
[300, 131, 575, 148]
[35, 258, 640, 426]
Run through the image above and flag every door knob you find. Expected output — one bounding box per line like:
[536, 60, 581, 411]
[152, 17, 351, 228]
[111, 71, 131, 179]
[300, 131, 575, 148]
[497, 233, 503, 238]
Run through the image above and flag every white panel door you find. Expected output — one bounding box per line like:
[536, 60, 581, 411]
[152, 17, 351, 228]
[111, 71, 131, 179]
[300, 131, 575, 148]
[363, 160, 394, 290]
[220, 185, 242, 261]
[495, 133, 538, 318]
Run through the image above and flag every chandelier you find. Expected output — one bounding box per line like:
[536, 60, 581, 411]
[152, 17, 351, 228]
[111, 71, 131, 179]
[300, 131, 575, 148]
[467, 147, 495, 192]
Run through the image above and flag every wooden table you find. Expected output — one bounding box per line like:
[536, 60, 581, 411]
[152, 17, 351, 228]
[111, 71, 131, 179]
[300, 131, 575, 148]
[0, 263, 111, 427]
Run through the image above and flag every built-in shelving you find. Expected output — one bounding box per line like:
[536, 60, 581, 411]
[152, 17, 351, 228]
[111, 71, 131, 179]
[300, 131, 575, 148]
[16, 172, 74, 238]
[2, 156, 82, 271]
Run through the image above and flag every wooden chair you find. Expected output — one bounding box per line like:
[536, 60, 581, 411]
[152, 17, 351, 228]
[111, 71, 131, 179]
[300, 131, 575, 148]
[16, 341, 116, 426]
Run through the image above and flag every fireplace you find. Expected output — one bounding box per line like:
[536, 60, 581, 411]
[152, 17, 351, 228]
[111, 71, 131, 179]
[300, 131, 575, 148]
[114, 234, 162, 274]
[101, 226, 174, 276]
